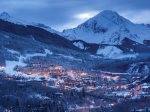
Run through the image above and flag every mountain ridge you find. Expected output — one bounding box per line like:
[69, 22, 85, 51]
[0, 11, 59, 34]
[62, 10, 150, 45]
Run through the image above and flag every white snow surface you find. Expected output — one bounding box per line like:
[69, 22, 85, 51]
[96, 46, 138, 59]
[73, 41, 84, 49]
[7, 49, 20, 54]
[4, 49, 52, 78]
[62, 10, 150, 44]
[97, 46, 122, 57]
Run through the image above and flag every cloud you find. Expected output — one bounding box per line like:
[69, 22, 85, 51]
[74, 11, 98, 21]
[0, 0, 150, 31]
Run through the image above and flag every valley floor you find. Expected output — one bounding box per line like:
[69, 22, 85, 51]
[0, 58, 150, 112]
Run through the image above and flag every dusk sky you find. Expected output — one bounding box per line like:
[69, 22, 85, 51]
[0, 0, 150, 31]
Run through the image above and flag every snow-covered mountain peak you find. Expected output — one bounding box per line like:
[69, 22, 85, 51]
[99, 10, 118, 17]
[0, 12, 11, 20]
[97, 10, 132, 26]
[62, 10, 150, 44]
[77, 10, 132, 31]
[0, 11, 27, 25]
[96, 10, 122, 22]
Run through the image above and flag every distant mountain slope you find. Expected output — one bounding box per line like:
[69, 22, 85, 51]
[0, 12, 26, 25]
[62, 10, 150, 45]
[0, 19, 79, 50]
[0, 12, 58, 34]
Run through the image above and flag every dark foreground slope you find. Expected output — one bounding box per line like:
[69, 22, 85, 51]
[0, 19, 79, 50]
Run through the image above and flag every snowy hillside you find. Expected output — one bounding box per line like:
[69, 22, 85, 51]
[62, 10, 150, 45]
[0, 12, 58, 34]
[0, 12, 27, 25]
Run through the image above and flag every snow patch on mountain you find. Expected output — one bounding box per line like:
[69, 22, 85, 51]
[96, 46, 138, 59]
[73, 41, 84, 50]
[97, 46, 122, 57]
